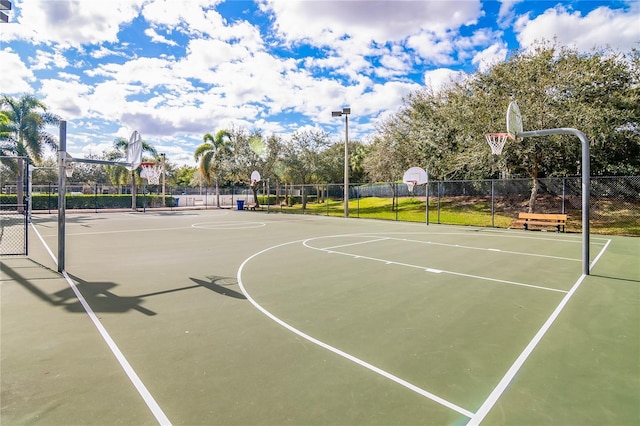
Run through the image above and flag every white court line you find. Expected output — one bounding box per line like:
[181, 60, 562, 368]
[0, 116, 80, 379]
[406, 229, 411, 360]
[30, 223, 172, 426]
[383, 236, 581, 262]
[322, 237, 391, 251]
[237, 239, 475, 419]
[467, 239, 612, 425]
[303, 241, 567, 294]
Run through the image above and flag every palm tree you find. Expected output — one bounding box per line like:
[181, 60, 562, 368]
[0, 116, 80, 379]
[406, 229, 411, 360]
[0, 95, 60, 212]
[194, 130, 232, 208]
[106, 136, 157, 209]
[0, 111, 10, 139]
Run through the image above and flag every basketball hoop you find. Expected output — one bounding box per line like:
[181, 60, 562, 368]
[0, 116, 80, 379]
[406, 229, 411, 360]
[485, 133, 510, 155]
[406, 180, 417, 193]
[140, 162, 161, 185]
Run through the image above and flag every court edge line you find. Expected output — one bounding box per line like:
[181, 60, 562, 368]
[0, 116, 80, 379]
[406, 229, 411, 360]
[30, 223, 172, 426]
[467, 238, 612, 425]
[237, 240, 475, 419]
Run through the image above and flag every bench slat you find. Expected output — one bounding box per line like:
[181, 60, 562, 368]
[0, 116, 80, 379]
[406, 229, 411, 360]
[517, 212, 566, 233]
[518, 213, 567, 220]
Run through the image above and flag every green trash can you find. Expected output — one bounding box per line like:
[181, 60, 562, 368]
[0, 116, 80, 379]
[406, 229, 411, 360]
[237, 200, 245, 210]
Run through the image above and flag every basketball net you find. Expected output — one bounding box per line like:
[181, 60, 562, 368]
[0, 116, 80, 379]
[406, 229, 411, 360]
[485, 133, 510, 155]
[406, 180, 417, 193]
[140, 163, 161, 185]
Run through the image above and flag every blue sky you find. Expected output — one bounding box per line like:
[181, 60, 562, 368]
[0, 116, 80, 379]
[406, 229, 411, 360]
[1, 0, 638, 166]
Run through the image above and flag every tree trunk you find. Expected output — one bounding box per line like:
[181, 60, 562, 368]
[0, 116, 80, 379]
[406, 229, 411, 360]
[528, 179, 539, 213]
[252, 184, 259, 207]
[528, 160, 540, 213]
[215, 178, 220, 208]
[301, 186, 307, 210]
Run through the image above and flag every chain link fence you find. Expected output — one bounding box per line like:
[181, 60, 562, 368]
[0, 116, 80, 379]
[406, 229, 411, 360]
[2, 173, 638, 236]
[0, 156, 29, 255]
[268, 176, 640, 236]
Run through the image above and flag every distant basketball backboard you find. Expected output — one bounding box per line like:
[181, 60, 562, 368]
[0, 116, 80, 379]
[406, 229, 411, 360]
[506, 101, 523, 140]
[251, 170, 261, 184]
[126, 131, 142, 170]
[402, 167, 428, 185]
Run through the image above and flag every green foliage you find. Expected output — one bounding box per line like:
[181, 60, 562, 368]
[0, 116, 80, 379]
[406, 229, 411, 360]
[175, 166, 196, 187]
[0, 95, 60, 162]
[367, 42, 640, 182]
[24, 194, 175, 210]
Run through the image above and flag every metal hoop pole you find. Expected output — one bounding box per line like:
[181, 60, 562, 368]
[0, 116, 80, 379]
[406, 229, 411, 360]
[57, 120, 66, 273]
[519, 128, 590, 275]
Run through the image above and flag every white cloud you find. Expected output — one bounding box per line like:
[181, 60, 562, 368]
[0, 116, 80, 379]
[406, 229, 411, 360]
[29, 48, 70, 70]
[407, 31, 456, 65]
[0, 48, 35, 94]
[141, 0, 227, 38]
[497, 0, 524, 27]
[90, 46, 129, 59]
[145, 28, 178, 46]
[261, 0, 483, 45]
[515, 4, 640, 52]
[423, 68, 466, 92]
[472, 42, 508, 72]
[5, 0, 144, 47]
[39, 78, 92, 119]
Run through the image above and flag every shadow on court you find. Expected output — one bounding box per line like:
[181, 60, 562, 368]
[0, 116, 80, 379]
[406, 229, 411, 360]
[3, 259, 244, 318]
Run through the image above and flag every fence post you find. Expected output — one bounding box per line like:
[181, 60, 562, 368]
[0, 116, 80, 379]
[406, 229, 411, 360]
[491, 180, 495, 228]
[437, 181, 441, 224]
[326, 184, 329, 216]
[395, 182, 398, 221]
[426, 181, 429, 225]
[562, 177, 566, 214]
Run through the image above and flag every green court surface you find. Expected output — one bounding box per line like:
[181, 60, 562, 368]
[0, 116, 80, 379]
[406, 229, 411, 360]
[2, 210, 639, 425]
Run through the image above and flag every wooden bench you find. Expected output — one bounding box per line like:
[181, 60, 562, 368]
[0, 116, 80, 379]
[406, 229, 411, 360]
[518, 213, 567, 233]
[244, 204, 259, 211]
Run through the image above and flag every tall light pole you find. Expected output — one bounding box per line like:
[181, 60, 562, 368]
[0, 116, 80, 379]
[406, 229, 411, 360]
[332, 107, 350, 217]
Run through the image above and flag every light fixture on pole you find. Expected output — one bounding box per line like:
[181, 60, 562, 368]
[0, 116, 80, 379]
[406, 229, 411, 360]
[332, 107, 350, 217]
[0, 1, 11, 23]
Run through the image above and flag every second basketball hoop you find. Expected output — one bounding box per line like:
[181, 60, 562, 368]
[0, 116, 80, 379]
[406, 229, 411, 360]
[140, 162, 161, 185]
[485, 132, 510, 155]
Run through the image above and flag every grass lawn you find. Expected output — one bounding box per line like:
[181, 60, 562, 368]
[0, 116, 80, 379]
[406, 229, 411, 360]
[273, 196, 638, 236]
[277, 196, 515, 228]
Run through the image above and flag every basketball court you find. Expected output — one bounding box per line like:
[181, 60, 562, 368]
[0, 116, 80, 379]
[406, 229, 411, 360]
[2, 209, 638, 425]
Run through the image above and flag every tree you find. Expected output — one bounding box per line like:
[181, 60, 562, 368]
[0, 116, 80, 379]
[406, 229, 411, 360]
[370, 42, 640, 212]
[282, 129, 331, 209]
[260, 134, 286, 205]
[175, 166, 196, 187]
[0, 111, 10, 139]
[0, 95, 60, 211]
[225, 129, 268, 207]
[194, 130, 232, 208]
[470, 43, 640, 210]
